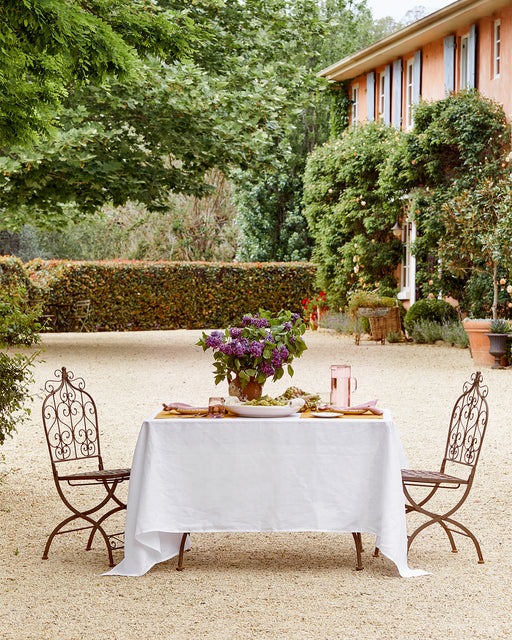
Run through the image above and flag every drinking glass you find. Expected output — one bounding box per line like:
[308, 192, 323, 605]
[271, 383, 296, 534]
[208, 397, 226, 418]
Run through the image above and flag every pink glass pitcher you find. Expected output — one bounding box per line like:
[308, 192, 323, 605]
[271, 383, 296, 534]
[330, 365, 357, 407]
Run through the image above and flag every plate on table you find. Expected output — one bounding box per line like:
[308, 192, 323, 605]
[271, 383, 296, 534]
[225, 399, 304, 418]
[320, 408, 371, 416]
[311, 412, 341, 418]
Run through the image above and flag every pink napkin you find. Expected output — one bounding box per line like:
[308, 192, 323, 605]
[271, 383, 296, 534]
[322, 400, 383, 415]
[162, 402, 208, 414]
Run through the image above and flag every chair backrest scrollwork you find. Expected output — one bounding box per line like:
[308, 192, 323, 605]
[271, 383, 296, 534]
[42, 367, 102, 469]
[444, 371, 489, 474]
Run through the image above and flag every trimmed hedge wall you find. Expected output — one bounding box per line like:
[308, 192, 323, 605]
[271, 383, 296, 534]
[0, 256, 40, 299]
[25, 259, 317, 331]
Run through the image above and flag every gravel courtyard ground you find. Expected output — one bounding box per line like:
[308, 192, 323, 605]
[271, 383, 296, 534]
[1, 329, 511, 640]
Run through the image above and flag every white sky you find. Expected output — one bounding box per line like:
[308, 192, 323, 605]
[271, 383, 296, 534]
[365, 0, 455, 22]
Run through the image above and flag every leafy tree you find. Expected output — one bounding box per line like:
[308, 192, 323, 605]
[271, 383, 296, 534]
[0, 0, 312, 230]
[439, 176, 512, 319]
[234, 0, 391, 262]
[0, 0, 403, 257]
[303, 122, 403, 308]
[0, 0, 202, 148]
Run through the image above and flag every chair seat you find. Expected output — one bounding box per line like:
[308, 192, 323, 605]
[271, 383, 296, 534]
[59, 468, 131, 482]
[402, 468, 467, 485]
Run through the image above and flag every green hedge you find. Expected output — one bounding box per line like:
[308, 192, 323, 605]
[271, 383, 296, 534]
[0, 255, 40, 299]
[25, 259, 317, 331]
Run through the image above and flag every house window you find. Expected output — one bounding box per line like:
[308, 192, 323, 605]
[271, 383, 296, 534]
[406, 60, 414, 130]
[397, 220, 416, 303]
[494, 20, 501, 78]
[351, 84, 359, 124]
[460, 34, 470, 88]
[378, 73, 386, 119]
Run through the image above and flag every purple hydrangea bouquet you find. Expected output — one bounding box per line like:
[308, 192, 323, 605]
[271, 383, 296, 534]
[197, 309, 307, 399]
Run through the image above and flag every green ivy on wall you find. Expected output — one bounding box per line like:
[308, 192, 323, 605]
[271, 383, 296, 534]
[329, 82, 352, 138]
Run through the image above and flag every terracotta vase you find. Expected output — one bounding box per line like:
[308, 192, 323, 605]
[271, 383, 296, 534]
[463, 319, 495, 367]
[228, 373, 264, 401]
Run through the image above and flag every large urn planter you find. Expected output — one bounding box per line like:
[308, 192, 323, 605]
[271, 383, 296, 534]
[485, 332, 510, 369]
[463, 319, 495, 367]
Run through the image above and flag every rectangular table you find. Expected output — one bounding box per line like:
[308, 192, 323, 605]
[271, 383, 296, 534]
[105, 410, 425, 577]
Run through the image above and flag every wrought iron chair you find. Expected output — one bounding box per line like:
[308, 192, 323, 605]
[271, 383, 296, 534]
[73, 299, 91, 332]
[401, 371, 489, 563]
[42, 367, 130, 566]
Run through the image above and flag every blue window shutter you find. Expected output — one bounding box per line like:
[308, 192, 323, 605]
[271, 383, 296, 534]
[392, 60, 402, 129]
[413, 50, 422, 105]
[468, 24, 477, 88]
[384, 64, 392, 125]
[444, 35, 455, 94]
[367, 71, 375, 121]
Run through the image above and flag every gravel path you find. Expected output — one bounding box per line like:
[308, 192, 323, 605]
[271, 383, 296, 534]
[1, 329, 511, 640]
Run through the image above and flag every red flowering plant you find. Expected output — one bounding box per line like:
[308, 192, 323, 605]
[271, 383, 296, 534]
[302, 292, 328, 324]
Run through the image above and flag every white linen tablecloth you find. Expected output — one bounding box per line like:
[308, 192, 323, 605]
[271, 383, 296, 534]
[105, 410, 426, 577]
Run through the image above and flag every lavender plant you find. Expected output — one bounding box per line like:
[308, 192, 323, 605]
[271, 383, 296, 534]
[197, 309, 307, 389]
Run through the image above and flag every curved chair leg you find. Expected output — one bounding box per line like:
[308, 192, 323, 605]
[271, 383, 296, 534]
[406, 508, 484, 564]
[86, 504, 126, 551]
[42, 511, 115, 566]
[438, 519, 458, 554]
[352, 532, 363, 570]
[443, 516, 484, 564]
[42, 513, 83, 560]
[176, 533, 190, 571]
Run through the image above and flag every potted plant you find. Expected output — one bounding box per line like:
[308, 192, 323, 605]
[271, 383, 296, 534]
[197, 309, 307, 401]
[439, 176, 512, 365]
[485, 319, 511, 369]
[347, 290, 398, 344]
[347, 290, 396, 318]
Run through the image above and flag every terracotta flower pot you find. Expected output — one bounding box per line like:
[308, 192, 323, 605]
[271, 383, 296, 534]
[463, 319, 495, 367]
[228, 373, 264, 401]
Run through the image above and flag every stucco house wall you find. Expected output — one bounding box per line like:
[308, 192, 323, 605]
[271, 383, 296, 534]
[321, 0, 512, 129]
[318, 0, 512, 307]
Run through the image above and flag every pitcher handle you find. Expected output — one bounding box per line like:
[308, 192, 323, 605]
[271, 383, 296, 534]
[351, 377, 358, 392]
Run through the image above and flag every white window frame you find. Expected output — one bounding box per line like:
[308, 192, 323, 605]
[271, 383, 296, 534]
[460, 34, 470, 88]
[378, 73, 386, 120]
[397, 220, 417, 304]
[406, 60, 414, 130]
[494, 20, 501, 78]
[351, 84, 359, 125]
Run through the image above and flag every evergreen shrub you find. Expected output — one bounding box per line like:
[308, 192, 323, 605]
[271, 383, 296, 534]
[404, 299, 459, 333]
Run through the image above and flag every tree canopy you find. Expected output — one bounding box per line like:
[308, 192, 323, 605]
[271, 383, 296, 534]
[0, 0, 203, 148]
[0, 0, 394, 242]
